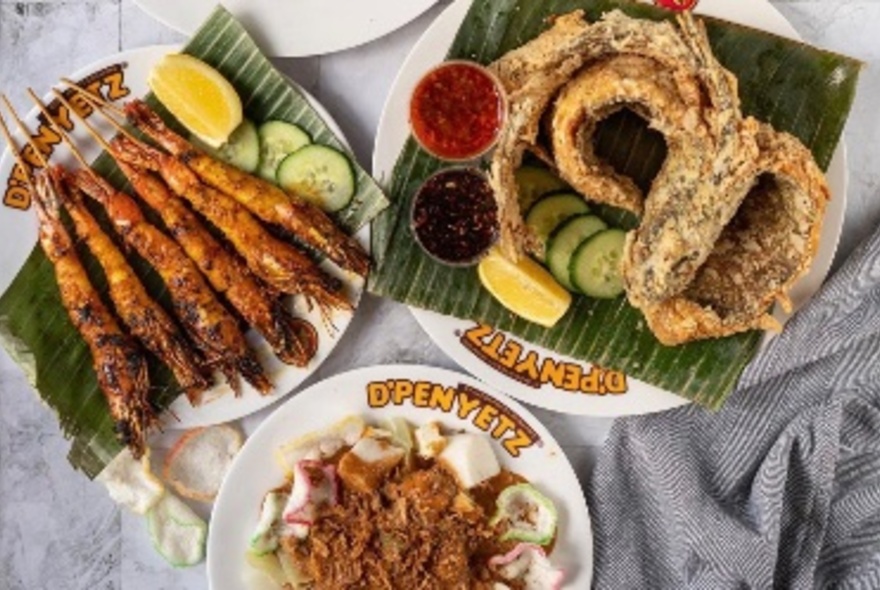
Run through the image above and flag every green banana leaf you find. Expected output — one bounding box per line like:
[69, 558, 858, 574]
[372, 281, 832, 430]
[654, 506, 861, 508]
[0, 6, 389, 478]
[369, 0, 862, 409]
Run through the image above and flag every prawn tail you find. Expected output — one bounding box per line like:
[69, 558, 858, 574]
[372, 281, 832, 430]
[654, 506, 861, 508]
[273, 303, 318, 367]
[236, 352, 273, 396]
[158, 330, 211, 406]
[113, 355, 155, 460]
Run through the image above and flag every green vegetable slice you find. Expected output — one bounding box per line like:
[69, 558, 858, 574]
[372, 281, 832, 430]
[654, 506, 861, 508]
[524, 193, 591, 260]
[546, 214, 608, 291]
[257, 120, 311, 181]
[515, 165, 569, 210]
[570, 229, 626, 299]
[277, 144, 356, 213]
[191, 119, 260, 173]
[490, 483, 558, 546]
[249, 491, 288, 555]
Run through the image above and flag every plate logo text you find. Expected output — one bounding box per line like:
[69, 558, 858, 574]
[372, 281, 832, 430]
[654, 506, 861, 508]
[4, 63, 131, 211]
[461, 324, 628, 395]
[367, 379, 540, 457]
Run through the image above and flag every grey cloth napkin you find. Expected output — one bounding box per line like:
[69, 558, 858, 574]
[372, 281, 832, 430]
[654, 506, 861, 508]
[588, 224, 880, 589]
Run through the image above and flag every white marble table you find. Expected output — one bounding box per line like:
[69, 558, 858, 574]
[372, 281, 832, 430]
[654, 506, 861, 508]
[0, 1, 878, 588]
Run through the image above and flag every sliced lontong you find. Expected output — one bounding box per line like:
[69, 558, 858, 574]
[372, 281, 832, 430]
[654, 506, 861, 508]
[0, 103, 155, 458]
[58, 87, 318, 367]
[30, 90, 272, 396]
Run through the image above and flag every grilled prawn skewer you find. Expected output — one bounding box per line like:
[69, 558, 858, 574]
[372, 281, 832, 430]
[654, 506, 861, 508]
[110, 134, 352, 321]
[115, 159, 318, 366]
[29, 89, 272, 396]
[69, 168, 273, 396]
[33, 174, 155, 457]
[50, 168, 211, 403]
[50, 88, 319, 366]
[0, 100, 155, 457]
[123, 99, 370, 277]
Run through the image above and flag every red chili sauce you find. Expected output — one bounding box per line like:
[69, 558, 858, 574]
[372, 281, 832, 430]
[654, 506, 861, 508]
[409, 61, 506, 161]
[411, 168, 499, 265]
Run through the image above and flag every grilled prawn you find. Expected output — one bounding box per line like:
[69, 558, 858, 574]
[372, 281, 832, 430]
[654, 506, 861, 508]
[49, 167, 211, 403]
[123, 100, 370, 277]
[114, 159, 318, 366]
[32, 172, 155, 458]
[109, 134, 352, 322]
[67, 169, 273, 396]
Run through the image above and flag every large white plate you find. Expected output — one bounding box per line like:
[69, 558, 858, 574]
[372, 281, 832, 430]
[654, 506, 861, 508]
[372, 0, 848, 417]
[134, 0, 439, 57]
[208, 364, 592, 589]
[0, 45, 366, 429]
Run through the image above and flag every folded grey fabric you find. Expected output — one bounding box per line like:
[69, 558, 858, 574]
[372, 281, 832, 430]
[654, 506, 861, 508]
[589, 225, 880, 589]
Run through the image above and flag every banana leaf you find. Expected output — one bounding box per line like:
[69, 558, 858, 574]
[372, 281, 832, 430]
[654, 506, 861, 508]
[0, 6, 389, 478]
[369, 0, 862, 409]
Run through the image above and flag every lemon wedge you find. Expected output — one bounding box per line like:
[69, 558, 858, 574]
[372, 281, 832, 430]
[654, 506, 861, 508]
[148, 53, 242, 148]
[478, 248, 572, 327]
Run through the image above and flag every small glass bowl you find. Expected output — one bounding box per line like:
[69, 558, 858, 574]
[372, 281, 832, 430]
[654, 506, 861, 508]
[408, 60, 508, 163]
[409, 167, 500, 267]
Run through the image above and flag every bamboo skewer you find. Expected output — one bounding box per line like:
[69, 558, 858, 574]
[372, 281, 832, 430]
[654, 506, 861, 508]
[54, 84, 140, 147]
[0, 96, 39, 191]
[25, 88, 92, 170]
[59, 78, 126, 117]
[49, 88, 119, 154]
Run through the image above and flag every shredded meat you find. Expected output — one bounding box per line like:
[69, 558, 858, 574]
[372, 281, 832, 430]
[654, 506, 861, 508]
[287, 464, 509, 589]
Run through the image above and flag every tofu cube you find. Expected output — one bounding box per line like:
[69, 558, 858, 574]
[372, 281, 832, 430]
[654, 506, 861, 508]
[338, 436, 405, 493]
[438, 434, 501, 489]
[414, 422, 447, 458]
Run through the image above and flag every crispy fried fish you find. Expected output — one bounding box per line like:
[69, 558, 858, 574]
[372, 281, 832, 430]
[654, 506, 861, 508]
[640, 123, 829, 345]
[551, 54, 705, 216]
[488, 10, 702, 261]
[621, 14, 760, 308]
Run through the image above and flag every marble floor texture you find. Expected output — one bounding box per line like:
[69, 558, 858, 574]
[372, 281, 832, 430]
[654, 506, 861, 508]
[1, 0, 879, 588]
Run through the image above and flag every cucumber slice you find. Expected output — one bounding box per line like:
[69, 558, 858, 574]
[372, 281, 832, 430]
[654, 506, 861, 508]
[191, 119, 260, 173]
[276, 145, 356, 213]
[524, 193, 590, 260]
[570, 229, 627, 299]
[515, 166, 569, 210]
[257, 120, 311, 181]
[546, 215, 607, 291]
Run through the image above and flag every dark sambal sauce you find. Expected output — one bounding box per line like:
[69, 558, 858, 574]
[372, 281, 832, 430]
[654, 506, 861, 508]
[409, 61, 505, 161]
[411, 168, 499, 265]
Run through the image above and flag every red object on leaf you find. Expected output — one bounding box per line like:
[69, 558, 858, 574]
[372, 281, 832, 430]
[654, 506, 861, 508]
[654, 0, 699, 11]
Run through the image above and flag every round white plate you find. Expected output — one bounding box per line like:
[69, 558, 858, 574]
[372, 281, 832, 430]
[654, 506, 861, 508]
[208, 364, 592, 589]
[372, 0, 847, 417]
[134, 0, 439, 58]
[0, 45, 367, 429]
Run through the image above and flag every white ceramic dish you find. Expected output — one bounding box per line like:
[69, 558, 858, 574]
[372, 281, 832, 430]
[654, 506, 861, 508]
[207, 364, 593, 589]
[371, 0, 848, 417]
[0, 45, 367, 429]
[134, 0, 439, 57]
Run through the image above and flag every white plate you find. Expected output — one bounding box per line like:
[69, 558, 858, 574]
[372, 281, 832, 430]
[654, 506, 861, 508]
[372, 0, 848, 417]
[0, 45, 366, 429]
[208, 364, 592, 589]
[134, 0, 439, 57]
